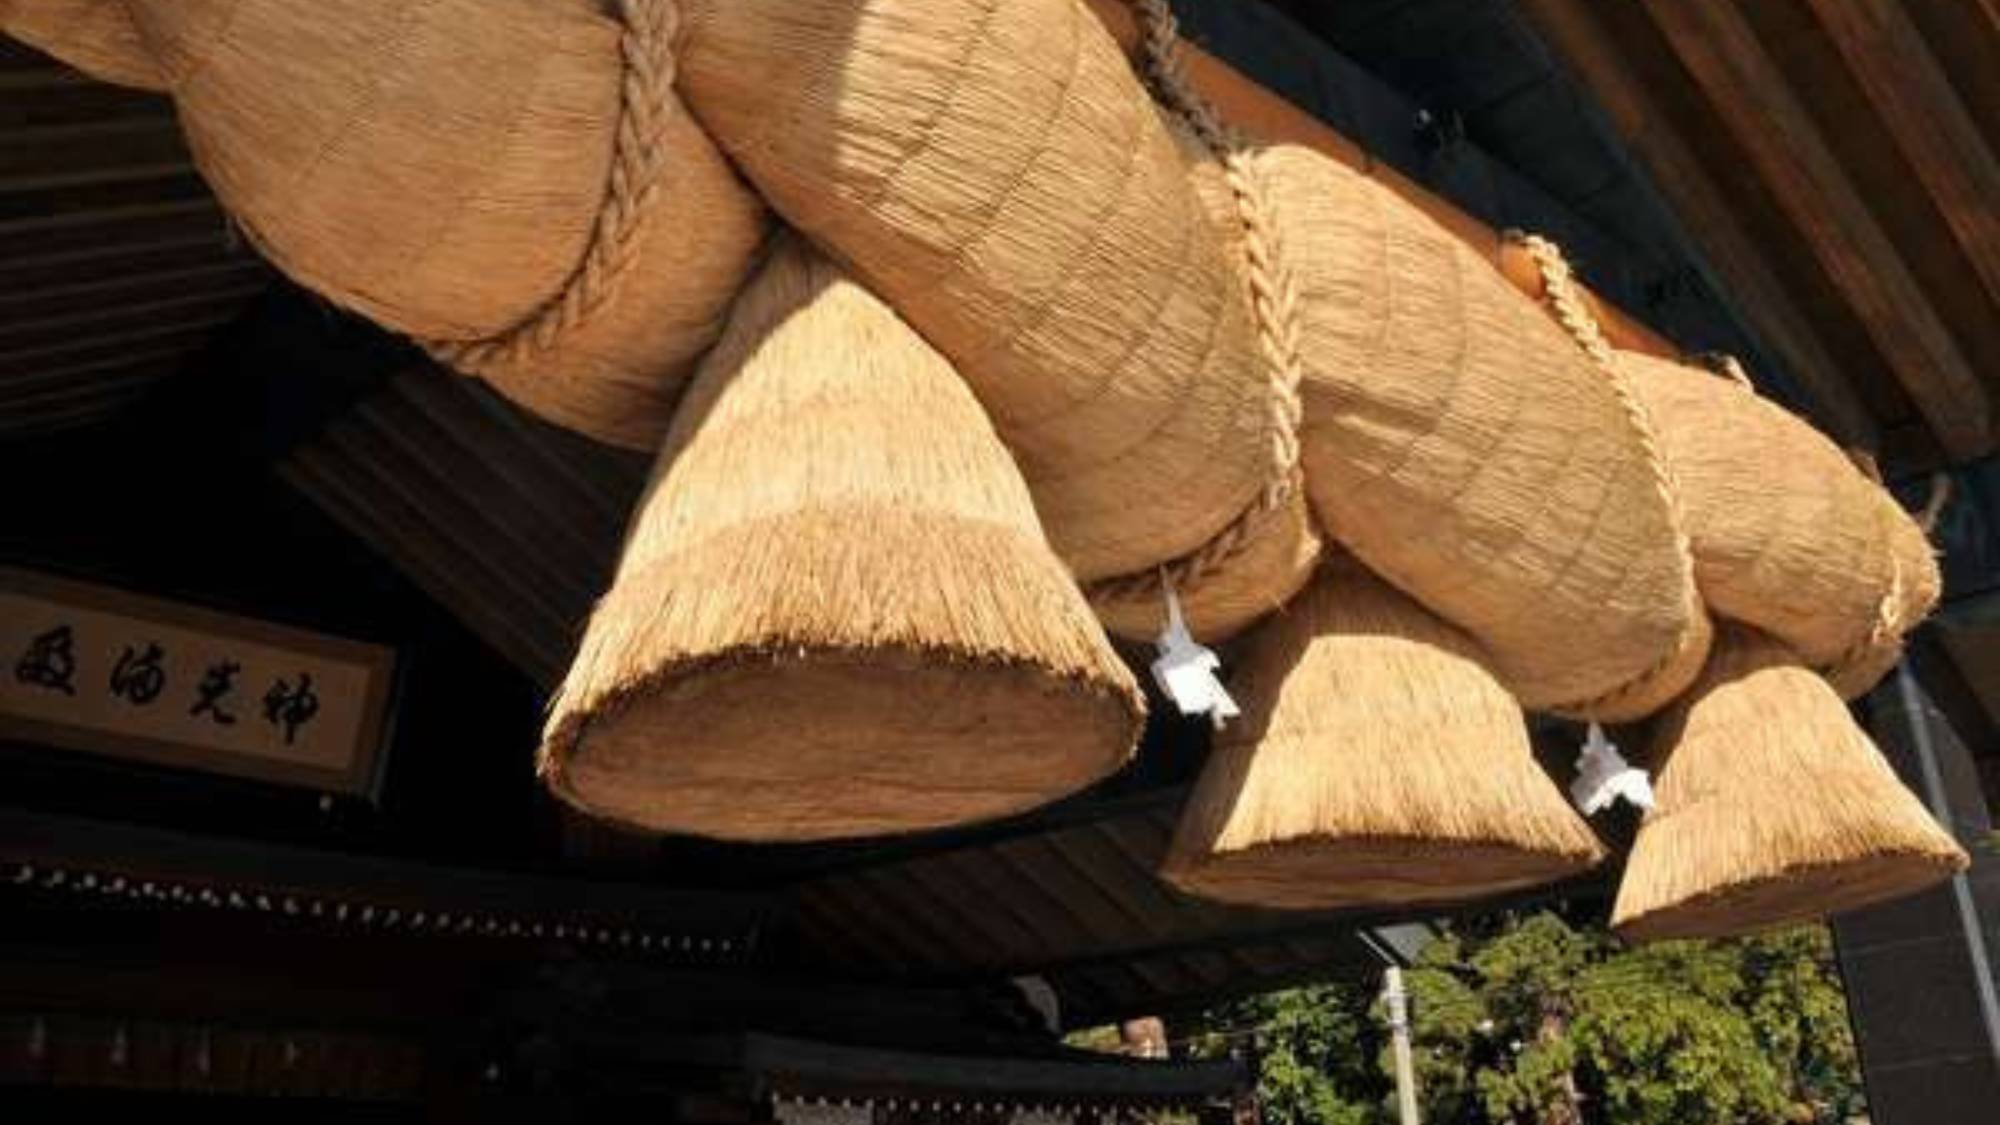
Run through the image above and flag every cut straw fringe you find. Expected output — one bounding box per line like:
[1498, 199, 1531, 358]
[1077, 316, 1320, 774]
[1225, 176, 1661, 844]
[1612, 625, 1966, 942]
[1162, 557, 1606, 910]
[541, 235, 1142, 840]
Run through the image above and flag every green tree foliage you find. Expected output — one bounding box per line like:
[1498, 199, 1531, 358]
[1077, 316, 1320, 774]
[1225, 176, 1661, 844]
[1183, 911, 1864, 1125]
[1185, 982, 1387, 1125]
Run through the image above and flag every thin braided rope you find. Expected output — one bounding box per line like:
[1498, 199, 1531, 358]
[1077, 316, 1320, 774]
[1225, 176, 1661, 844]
[1088, 0, 1307, 606]
[422, 0, 676, 376]
[1508, 232, 1705, 718]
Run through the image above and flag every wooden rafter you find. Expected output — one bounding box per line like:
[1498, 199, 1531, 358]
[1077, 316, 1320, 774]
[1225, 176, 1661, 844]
[1980, 0, 2000, 35]
[1638, 0, 1994, 460]
[1515, 0, 1879, 448]
[1802, 0, 2000, 312]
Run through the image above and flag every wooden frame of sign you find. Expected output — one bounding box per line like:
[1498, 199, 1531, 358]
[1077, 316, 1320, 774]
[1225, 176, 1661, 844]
[0, 567, 397, 797]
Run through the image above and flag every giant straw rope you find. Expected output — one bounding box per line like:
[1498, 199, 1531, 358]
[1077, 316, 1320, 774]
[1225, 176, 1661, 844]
[1508, 232, 1708, 719]
[1824, 444, 1918, 688]
[1527, 234, 1938, 699]
[1087, 0, 1307, 605]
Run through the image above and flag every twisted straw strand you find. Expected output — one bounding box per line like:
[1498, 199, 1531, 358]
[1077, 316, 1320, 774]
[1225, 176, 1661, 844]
[1089, 0, 1306, 605]
[1510, 232, 1704, 719]
[424, 0, 677, 375]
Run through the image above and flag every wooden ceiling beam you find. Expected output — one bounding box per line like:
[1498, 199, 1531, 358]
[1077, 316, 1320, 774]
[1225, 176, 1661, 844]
[1802, 0, 2000, 312]
[1979, 0, 2000, 35]
[1033, 824, 1182, 947]
[786, 886, 885, 967]
[0, 804, 770, 941]
[1515, 0, 1878, 449]
[0, 315, 230, 371]
[800, 873, 960, 970]
[1638, 0, 1994, 461]
[878, 859, 1037, 968]
[0, 285, 261, 345]
[0, 259, 264, 321]
[1002, 834, 1158, 942]
[931, 848, 1080, 966]
[278, 449, 571, 684]
[0, 343, 189, 391]
[985, 839, 1131, 950]
[1089, 815, 1243, 936]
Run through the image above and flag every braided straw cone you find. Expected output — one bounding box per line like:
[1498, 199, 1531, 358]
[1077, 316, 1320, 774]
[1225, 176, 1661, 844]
[1260, 143, 1708, 721]
[674, 0, 1284, 585]
[1619, 350, 1931, 698]
[541, 236, 1144, 841]
[104, 0, 766, 450]
[1160, 556, 1607, 910]
[1, 0, 165, 89]
[1611, 625, 1966, 943]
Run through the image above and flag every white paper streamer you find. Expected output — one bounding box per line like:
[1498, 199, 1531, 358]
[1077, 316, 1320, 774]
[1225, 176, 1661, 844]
[1570, 722, 1655, 815]
[1149, 581, 1239, 729]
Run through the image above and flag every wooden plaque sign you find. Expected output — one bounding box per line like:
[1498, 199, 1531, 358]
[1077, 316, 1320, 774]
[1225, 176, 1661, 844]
[1, 568, 396, 795]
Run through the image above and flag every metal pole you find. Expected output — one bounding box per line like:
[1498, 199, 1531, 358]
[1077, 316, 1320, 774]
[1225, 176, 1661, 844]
[1384, 966, 1421, 1125]
[1895, 662, 2000, 1067]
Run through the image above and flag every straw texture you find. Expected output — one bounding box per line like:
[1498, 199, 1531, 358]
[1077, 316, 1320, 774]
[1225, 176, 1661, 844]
[1822, 481, 1944, 699]
[1161, 557, 1608, 910]
[1260, 145, 1707, 720]
[1089, 490, 1320, 641]
[541, 236, 1144, 841]
[1621, 350, 1903, 672]
[1086, 116, 1321, 643]
[120, 0, 767, 449]
[675, 0, 1279, 582]
[1, 0, 165, 89]
[1611, 625, 1967, 942]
